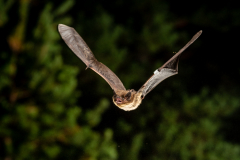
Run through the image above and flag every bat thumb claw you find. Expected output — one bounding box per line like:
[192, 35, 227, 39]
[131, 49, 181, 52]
[86, 64, 92, 70]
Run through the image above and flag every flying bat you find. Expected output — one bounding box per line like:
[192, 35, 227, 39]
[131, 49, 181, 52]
[58, 24, 202, 111]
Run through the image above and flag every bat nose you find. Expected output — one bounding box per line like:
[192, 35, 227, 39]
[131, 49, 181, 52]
[115, 96, 122, 103]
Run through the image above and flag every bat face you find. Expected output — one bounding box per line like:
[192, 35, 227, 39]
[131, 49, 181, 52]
[112, 89, 143, 111]
[113, 89, 136, 104]
[58, 24, 202, 111]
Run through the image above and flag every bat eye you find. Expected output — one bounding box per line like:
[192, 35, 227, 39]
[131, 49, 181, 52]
[125, 92, 131, 100]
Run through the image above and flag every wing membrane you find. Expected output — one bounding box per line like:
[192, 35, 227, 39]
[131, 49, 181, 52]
[139, 30, 202, 97]
[58, 24, 126, 91]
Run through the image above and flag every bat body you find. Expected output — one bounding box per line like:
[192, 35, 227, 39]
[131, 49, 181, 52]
[58, 24, 202, 111]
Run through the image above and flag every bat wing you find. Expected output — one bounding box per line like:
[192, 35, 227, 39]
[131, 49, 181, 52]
[58, 24, 126, 91]
[139, 30, 202, 97]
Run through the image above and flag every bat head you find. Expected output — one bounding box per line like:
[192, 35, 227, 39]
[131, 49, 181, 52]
[112, 89, 143, 111]
[113, 89, 135, 104]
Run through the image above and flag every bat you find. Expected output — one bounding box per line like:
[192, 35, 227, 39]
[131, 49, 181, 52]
[58, 24, 202, 111]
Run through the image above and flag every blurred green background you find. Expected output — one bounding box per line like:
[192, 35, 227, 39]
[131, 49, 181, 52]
[1, 0, 240, 159]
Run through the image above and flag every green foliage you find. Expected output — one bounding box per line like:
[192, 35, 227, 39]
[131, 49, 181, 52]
[115, 89, 240, 160]
[0, 0, 117, 159]
[0, 0, 14, 26]
[1, 0, 240, 160]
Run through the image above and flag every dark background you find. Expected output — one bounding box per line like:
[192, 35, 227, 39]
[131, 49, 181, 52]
[1, 0, 240, 159]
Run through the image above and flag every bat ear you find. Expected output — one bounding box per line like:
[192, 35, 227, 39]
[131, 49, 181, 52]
[125, 91, 131, 100]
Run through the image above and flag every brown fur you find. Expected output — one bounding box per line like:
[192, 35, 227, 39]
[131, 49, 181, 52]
[112, 90, 143, 111]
